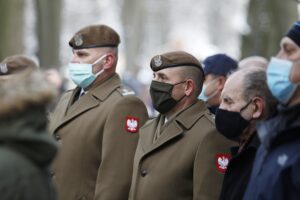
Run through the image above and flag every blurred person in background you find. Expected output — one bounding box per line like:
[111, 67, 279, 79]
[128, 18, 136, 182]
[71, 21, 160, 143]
[199, 54, 238, 114]
[0, 54, 38, 81]
[129, 51, 234, 200]
[0, 71, 57, 200]
[45, 68, 66, 111]
[244, 21, 300, 200]
[49, 24, 148, 200]
[238, 56, 268, 69]
[216, 66, 277, 200]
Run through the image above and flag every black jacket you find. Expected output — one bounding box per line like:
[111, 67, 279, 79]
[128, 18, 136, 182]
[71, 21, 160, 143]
[219, 134, 259, 200]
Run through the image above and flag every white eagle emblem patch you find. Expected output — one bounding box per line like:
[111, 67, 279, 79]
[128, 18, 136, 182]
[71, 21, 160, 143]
[153, 55, 162, 67]
[125, 116, 139, 133]
[216, 154, 231, 173]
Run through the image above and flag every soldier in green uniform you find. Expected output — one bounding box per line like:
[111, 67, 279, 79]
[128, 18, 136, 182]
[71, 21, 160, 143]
[129, 51, 235, 200]
[49, 24, 148, 200]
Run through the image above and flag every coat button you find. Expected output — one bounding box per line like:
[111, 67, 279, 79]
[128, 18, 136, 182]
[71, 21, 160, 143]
[140, 169, 147, 177]
[50, 171, 55, 177]
[54, 134, 61, 141]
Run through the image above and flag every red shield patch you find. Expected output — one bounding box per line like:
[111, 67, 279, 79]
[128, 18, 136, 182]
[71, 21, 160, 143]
[216, 154, 231, 174]
[125, 116, 139, 133]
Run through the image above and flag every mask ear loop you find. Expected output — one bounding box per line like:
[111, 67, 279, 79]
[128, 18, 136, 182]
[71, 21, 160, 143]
[240, 100, 253, 113]
[204, 77, 221, 98]
[172, 80, 187, 103]
[92, 54, 107, 66]
[92, 54, 107, 76]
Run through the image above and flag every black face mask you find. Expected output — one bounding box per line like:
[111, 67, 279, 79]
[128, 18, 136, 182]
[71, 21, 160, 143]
[150, 80, 186, 114]
[215, 100, 252, 140]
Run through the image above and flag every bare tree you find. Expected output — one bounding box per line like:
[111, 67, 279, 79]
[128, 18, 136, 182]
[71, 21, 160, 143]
[121, 0, 146, 75]
[35, 0, 62, 69]
[0, 0, 25, 60]
[241, 0, 298, 59]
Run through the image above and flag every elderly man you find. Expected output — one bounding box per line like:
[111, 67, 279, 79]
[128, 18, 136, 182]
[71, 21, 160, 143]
[216, 66, 277, 200]
[129, 51, 234, 200]
[199, 54, 238, 114]
[49, 25, 148, 200]
[244, 21, 300, 200]
[238, 56, 268, 69]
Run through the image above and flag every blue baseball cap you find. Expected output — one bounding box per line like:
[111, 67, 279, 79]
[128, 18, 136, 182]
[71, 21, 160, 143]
[286, 21, 300, 47]
[203, 54, 238, 76]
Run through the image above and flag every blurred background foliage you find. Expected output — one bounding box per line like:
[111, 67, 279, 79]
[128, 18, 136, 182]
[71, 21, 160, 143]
[0, 0, 298, 78]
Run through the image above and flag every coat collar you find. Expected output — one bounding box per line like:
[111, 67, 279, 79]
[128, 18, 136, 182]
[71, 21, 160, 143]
[51, 74, 121, 133]
[89, 73, 121, 101]
[140, 100, 209, 155]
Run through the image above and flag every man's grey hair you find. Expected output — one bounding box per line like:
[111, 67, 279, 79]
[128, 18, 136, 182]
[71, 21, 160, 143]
[240, 67, 277, 118]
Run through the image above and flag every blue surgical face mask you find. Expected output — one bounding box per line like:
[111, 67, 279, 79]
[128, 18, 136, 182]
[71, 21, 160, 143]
[267, 57, 298, 105]
[198, 78, 219, 101]
[68, 54, 107, 89]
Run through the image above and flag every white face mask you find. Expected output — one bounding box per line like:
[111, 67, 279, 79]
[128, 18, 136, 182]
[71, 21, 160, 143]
[198, 78, 219, 101]
[68, 54, 107, 88]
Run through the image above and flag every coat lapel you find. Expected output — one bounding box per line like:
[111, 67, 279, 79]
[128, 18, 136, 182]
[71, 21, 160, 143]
[49, 90, 73, 133]
[139, 100, 209, 157]
[51, 91, 99, 133]
[146, 120, 183, 154]
[51, 74, 122, 133]
[139, 115, 184, 156]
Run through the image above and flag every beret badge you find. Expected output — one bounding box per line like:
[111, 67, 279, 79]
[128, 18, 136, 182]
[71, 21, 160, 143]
[153, 55, 162, 67]
[74, 34, 83, 46]
[0, 63, 8, 74]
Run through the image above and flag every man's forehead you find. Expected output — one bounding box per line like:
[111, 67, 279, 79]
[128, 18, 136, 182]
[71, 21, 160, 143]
[222, 73, 244, 99]
[154, 67, 181, 76]
[280, 37, 298, 48]
[73, 48, 104, 54]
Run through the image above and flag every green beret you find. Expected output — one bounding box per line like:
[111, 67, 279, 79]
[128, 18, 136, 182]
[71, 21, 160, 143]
[69, 24, 120, 49]
[150, 51, 203, 74]
[0, 55, 38, 75]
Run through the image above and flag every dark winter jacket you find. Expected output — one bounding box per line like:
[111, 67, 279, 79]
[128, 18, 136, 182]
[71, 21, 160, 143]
[219, 134, 259, 200]
[0, 71, 58, 200]
[243, 103, 300, 200]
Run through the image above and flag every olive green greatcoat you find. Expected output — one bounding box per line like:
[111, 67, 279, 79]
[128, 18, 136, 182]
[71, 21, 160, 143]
[49, 74, 148, 200]
[129, 100, 235, 200]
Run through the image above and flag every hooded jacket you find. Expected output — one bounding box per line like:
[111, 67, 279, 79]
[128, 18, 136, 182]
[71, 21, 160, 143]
[0, 71, 58, 200]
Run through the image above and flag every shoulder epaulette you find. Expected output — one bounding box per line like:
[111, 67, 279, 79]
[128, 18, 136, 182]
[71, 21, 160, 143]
[117, 86, 135, 96]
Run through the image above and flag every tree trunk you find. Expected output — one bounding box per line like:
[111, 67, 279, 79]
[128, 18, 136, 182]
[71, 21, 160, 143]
[0, 0, 25, 60]
[241, 0, 298, 59]
[121, 0, 145, 75]
[35, 0, 61, 69]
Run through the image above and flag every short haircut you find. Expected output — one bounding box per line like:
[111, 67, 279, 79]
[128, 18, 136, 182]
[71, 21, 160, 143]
[178, 66, 204, 97]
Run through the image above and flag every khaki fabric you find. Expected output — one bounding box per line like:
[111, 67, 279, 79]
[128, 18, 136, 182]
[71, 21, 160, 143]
[129, 100, 235, 200]
[49, 74, 148, 200]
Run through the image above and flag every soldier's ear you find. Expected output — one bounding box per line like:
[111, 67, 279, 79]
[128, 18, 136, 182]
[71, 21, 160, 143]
[184, 79, 194, 96]
[103, 54, 114, 69]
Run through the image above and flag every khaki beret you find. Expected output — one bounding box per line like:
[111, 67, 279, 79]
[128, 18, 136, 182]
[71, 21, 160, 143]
[150, 51, 203, 74]
[0, 55, 38, 75]
[69, 24, 120, 49]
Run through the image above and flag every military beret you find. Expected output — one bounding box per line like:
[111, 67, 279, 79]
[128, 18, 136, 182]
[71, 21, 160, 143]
[0, 55, 38, 76]
[203, 54, 237, 76]
[150, 51, 203, 73]
[69, 24, 120, 49]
